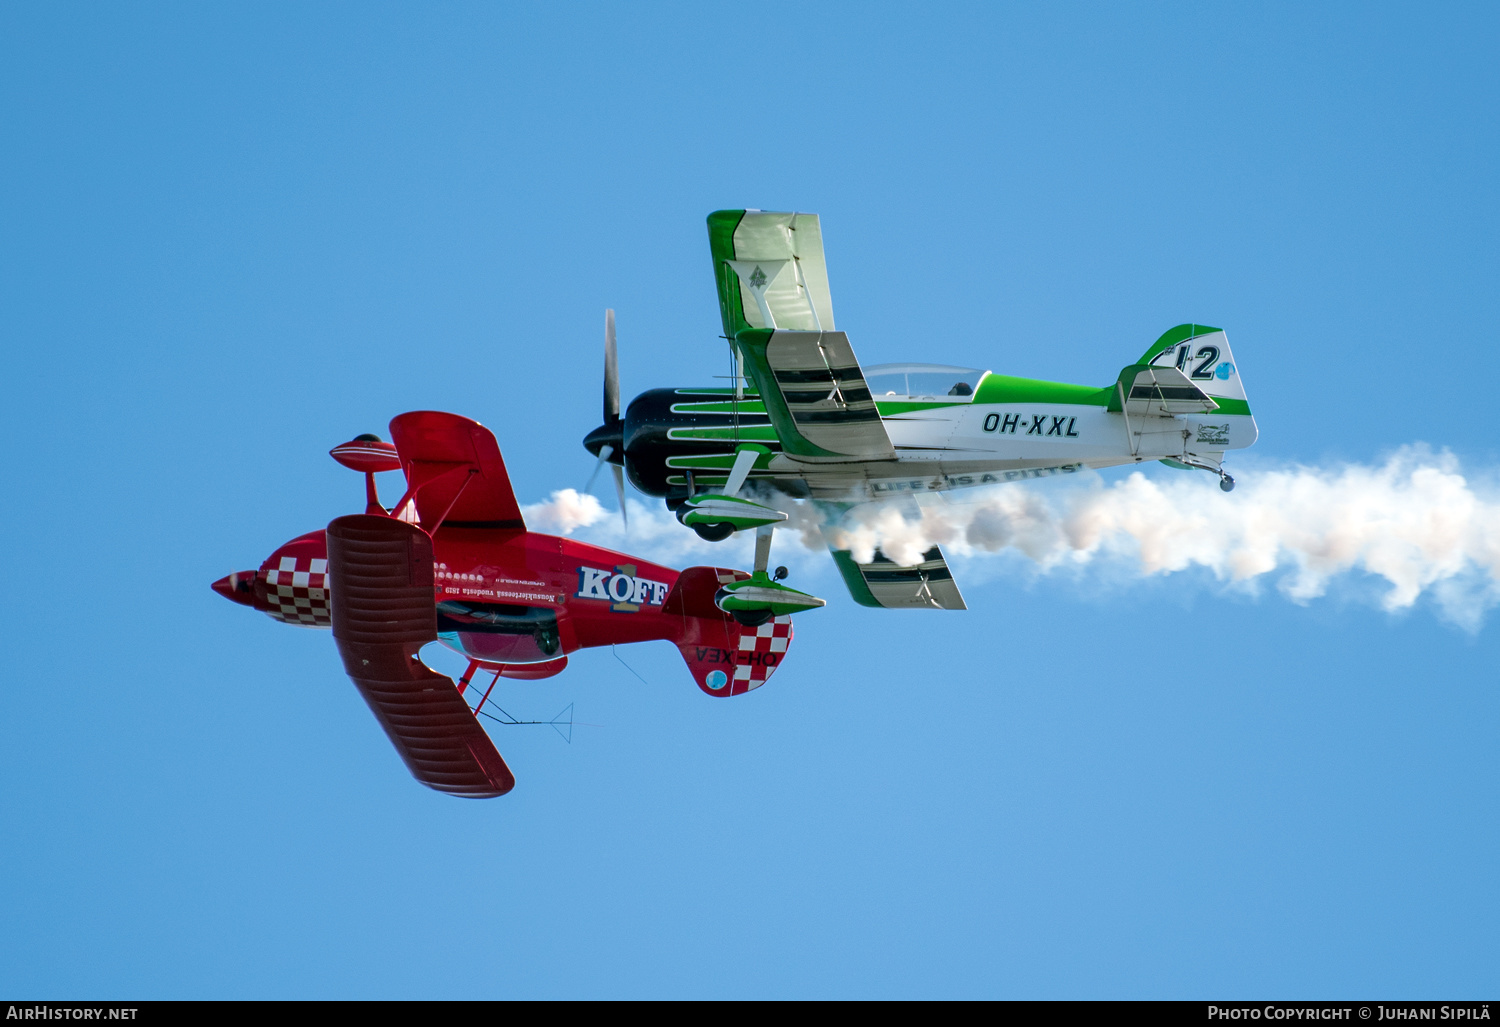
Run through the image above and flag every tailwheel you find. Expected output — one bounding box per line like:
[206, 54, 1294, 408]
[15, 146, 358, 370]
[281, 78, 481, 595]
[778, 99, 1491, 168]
[1219, 472, 1236, 493]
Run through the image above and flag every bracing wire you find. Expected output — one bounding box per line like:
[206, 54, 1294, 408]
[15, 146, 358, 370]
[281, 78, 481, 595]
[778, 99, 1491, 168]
[612, 644, 650, 686]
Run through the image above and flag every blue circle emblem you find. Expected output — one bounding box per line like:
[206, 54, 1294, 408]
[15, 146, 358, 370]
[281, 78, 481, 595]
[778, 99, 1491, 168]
[706, 670, 728, 690]
[1215, 362, 1235, 380]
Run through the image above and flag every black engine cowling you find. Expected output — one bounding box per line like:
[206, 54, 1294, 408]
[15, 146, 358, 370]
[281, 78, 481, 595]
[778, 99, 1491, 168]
[621, 388, 778, 500]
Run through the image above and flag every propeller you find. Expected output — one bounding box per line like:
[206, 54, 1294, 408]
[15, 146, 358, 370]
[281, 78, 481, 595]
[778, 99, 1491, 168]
[584, 444, 613, 492]
[582, 308, 628, 526]
[611, 462, 628, 528]
[604, 307, 619, 423]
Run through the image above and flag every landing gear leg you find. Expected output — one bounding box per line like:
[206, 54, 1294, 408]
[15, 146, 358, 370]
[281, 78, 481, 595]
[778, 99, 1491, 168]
[752, 523, 774, 576]
[730, 525, 779, 625]
[713, 520, 826, 625]
[1175, 453, 1237, 492]
[456, 659, 482, 696]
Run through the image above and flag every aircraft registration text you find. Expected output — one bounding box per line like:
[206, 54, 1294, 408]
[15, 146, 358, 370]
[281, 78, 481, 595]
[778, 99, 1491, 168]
[982, 413, 1081, 437]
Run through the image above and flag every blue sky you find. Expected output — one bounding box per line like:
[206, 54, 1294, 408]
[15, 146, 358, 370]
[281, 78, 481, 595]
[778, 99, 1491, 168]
[3, 2, 1498, 998]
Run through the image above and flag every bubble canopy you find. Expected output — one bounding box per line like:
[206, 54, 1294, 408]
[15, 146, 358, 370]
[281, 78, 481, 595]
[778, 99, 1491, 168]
[865, 363, 986, 401]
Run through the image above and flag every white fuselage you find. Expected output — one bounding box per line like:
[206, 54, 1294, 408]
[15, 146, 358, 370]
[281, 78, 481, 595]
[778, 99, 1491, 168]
[766, 399, 1257, 499]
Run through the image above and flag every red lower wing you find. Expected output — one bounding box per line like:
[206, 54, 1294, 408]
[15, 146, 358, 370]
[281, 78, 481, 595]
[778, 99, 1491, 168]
[327, 514, 515, 797]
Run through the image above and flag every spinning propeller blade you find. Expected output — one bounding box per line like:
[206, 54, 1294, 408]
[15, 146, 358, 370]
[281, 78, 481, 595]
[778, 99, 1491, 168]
[612, 462, 628, 528]
[584, 444, 613, 492]
[604, 308, 619, 424]
[582, 308, 628, 527]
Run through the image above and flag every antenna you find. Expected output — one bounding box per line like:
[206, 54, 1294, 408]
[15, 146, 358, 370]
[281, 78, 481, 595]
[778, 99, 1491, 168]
[475, 702, 575, 744]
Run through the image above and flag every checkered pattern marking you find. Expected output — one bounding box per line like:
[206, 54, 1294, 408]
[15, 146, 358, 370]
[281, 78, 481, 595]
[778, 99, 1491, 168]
[733, 615, 793, 691]
[260, 556, 330, 628]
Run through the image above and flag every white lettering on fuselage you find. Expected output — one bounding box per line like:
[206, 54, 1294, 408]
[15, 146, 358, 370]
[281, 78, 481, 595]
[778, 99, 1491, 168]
[576, 565, 668, 612]
[869, 464, 1083, 495]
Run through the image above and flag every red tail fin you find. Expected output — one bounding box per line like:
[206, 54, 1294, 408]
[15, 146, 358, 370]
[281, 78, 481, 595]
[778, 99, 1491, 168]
[665, 567, 794, 697]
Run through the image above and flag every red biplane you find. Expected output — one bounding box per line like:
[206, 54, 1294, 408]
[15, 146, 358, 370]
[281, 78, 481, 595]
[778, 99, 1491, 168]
[212, 411, 804, 798]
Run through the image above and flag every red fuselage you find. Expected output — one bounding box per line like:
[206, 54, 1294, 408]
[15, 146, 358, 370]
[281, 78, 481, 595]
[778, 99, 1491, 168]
[214, 524, 789, 696]
[430, 527, 685, 659]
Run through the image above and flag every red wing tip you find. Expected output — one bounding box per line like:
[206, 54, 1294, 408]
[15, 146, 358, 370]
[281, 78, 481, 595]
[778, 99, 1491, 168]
[330, 439, 402, 473]
[433, 768, 515, 799]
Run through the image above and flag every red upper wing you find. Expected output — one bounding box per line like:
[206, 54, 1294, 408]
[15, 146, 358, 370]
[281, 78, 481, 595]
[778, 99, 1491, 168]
[388, 411, 525, 530]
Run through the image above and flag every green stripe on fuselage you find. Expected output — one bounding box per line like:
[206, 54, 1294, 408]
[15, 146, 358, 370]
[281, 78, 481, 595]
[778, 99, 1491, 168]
[670, 399, 768, 415]
[874, 373, 1113, 416]
[666, 425, 781, 443]
[975, 373, 1113, 407]
[875, 370, 1250, 417]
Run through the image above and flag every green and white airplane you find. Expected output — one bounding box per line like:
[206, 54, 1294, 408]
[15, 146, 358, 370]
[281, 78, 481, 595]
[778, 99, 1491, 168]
[582, 209, 1257, 613]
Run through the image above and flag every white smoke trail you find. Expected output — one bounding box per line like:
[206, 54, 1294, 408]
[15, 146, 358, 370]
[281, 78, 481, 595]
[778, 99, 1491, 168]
[528, 449, 1500, 629]
[521, 488, 609, 535]
[828, 446, 1500, 630]
[521, 488, 783, 570]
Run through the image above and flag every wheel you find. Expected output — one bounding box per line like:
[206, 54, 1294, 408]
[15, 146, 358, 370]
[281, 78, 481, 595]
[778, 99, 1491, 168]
[1219, 474, 1236, 493]
[692, 521, 735, 542]
[732, 608, 775, 628]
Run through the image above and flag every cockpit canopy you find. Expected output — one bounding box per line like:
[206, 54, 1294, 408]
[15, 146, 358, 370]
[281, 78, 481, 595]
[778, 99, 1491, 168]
[865, 364, 987, 402]
[436, 600, 562, 664]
